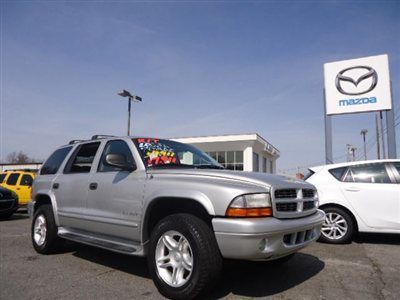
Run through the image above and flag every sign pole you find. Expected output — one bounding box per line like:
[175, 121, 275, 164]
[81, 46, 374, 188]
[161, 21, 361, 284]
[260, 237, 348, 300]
[127, 97, 132, 136]
[386, 81, 397, 158]
[324, 88, 333, 164]
[379, 111, 386, 158]
[375, 113, 381, 159]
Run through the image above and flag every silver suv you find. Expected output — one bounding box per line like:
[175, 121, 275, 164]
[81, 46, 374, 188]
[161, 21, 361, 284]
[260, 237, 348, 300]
[29, 136, 325, 299]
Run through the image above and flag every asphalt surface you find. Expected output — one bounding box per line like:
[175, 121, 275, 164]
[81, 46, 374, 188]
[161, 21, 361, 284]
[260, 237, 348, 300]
[1, 211, 399, 300]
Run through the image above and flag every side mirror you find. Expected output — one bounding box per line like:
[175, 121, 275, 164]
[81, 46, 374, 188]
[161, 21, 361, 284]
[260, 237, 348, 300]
[105, 154, 136, 172]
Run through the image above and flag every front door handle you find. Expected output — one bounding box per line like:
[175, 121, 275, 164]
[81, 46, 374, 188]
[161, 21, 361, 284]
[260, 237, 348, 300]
[89, 182, 98, 190]
[52, 183, 59, 189]
[345, 187, 360, 192]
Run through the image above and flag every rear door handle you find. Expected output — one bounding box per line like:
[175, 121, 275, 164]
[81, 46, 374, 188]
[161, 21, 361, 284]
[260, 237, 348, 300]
[52, 183, 59, 189]
[89, 182, 98, 190]
[345, 187, 360, 192]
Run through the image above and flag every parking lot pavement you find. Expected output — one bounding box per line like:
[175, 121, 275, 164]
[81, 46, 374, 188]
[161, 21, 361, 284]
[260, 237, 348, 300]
[1, 213, 399, 300]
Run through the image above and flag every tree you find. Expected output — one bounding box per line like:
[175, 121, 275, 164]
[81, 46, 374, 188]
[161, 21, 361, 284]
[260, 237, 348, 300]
[6, 151, 33, 164]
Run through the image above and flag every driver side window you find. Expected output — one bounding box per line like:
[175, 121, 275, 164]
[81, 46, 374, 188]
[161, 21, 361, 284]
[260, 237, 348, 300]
[98, 140, 135, 172]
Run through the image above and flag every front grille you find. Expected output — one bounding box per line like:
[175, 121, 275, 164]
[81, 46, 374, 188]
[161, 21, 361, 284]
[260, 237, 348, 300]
[275, 189, 297, 199]
[302, 189, 315, 198]
[276, 202, 297, 212]
[283, 229, 316, 246]
[303, 201, 315, 210]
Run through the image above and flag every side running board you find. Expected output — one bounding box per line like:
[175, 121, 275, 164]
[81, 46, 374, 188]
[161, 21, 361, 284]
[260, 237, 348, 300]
[58, 227, 144, 256]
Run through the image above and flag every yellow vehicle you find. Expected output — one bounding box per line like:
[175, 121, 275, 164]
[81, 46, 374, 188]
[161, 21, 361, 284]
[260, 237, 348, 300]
[0, 170, 36, 206]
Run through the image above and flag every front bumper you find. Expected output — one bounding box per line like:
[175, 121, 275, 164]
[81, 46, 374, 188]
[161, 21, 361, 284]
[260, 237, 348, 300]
[212, 209, 325, 260]
[27, 200, 36, 218]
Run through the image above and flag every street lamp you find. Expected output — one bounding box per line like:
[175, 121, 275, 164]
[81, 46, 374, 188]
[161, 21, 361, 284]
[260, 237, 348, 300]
[360, 129, 368, 160]
[117, 89, 142, 136]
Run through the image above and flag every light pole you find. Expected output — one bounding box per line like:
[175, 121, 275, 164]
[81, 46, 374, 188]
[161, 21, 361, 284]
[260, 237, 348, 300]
[117, 90, 142, 136]
[360, 129, 368, 160]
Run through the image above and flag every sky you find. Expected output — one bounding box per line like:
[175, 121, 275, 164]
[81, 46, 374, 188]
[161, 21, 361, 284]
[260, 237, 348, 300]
[1, 0, 399, 174]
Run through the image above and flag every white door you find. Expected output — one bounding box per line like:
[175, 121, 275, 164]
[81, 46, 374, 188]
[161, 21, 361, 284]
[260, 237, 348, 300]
[340, 162, 399, 230]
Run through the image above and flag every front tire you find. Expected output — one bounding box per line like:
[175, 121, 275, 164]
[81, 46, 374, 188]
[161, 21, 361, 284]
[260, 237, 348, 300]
[31, 204, 64, 254]
[148, 214, 222, 300]
[319, 206, 355, 244]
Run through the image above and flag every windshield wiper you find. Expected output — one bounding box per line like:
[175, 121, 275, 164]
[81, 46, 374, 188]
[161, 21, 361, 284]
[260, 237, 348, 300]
[147, 164, 193, 169]
[194, 164, 225, 170]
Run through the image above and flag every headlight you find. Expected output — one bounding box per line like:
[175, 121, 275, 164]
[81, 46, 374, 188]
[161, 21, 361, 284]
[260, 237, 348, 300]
[315, 191, 320, 208]
[226, 193, 272, 217]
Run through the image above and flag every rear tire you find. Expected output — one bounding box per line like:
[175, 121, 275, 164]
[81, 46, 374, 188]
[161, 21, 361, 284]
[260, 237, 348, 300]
[319, 206, 355, 244]
[31, 204, 64, 254]
[148, 213, 222, 300]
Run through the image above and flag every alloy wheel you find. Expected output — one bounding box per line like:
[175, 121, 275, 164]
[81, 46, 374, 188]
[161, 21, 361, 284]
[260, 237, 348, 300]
[33, 215, 47, 246]
[155, 230, 193, 287]
[321, 212, 348, 240]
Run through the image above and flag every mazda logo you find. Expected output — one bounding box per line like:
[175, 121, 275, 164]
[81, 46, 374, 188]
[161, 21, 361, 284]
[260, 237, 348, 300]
[335, 66, 378, 96]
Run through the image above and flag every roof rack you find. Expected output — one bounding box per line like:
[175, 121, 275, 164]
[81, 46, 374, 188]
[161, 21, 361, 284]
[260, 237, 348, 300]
[69, 139, 85, 145]
[91, 135, 116, 140]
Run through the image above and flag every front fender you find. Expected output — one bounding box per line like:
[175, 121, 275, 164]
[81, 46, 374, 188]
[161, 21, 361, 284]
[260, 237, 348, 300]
[143, 189, 215, 215]
[33, 189, 60, 226]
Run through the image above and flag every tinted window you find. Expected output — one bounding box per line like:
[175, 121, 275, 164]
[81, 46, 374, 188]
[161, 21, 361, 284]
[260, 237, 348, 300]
[349, 163, 391, 184]
[98, 140, 134, 172]
[393, 162, 400, 175]
[41, 146, 73, 175]
[0, 173, 6, 183]
[65, 142, 100, 173]
[304, 170, 315, 181]
[343, 169, 354, 182]
[20, 175, 33, 186]
[329, 167, 347, 181]
[6, 173, 20, 185]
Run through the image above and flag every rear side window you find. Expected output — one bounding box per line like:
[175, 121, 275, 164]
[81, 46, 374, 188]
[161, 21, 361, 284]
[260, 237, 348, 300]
[392, 162, 400, 175]
[41, 146, 73, 175]
[20, 175, 33, 186]
[303, 170, 315, 181]
[328, 167, 347, 181]
[6, 173, 20, 185]
[65, 142, 100, 173]
[0, 173, 6, 183]
[349, 163, 391, 184]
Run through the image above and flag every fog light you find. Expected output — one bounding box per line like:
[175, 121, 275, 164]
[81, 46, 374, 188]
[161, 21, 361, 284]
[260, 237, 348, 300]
[259, 238, 268, 252]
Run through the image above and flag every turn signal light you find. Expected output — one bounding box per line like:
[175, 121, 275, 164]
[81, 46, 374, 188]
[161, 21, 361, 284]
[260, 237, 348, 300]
[226, 207, 273, 217]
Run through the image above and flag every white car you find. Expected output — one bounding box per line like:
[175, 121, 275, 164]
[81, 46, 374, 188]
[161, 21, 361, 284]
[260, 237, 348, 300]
[306, 159, 400, 243]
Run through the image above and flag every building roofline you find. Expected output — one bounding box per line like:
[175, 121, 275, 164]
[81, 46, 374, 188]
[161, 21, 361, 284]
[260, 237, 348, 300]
[171, 133, 280, 155]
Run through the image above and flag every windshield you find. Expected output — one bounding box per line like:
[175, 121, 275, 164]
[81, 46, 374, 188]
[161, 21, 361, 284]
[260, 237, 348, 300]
[133, 138, 224, 169]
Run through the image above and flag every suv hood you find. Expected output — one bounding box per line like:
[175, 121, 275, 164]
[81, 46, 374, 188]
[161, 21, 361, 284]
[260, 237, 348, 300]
[147, 169, 314, 190]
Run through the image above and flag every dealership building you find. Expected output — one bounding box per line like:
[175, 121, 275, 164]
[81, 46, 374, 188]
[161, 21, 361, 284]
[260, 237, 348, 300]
[173, 133, 280, 173]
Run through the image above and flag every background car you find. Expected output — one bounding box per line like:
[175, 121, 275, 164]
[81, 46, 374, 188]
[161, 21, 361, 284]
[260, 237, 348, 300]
[305, 159, 400, 243]
[0, 186, 19, 219]
[0, 170, 36, 208]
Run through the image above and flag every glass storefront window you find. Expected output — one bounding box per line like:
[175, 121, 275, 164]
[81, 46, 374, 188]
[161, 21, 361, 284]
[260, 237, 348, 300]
[206, 150, 244, 171]
[253, 153, 259, 172]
